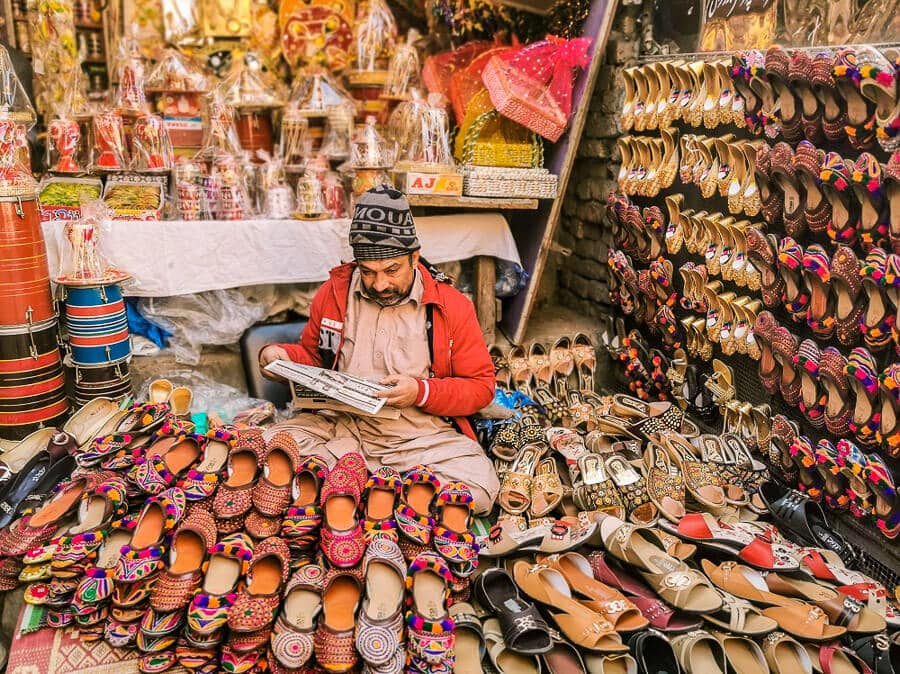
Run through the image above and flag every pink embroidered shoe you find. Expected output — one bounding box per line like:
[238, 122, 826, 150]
[320, 454, 366, 568]
[432, 482, 480, 578]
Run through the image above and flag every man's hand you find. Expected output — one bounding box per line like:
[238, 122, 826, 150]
[259, 345, 291, 381]
[375, 374, 420, 408]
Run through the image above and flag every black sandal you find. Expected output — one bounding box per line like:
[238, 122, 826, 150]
[473, 568, 552, 656]
[627, 630, 681, 674]
[758, 481, 857, 566]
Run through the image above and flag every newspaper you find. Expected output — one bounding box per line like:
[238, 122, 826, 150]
[264, 360, 390, 415]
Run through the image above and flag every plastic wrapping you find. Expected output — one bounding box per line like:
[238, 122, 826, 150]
[197, 93, 243, 158]
[350, 115, 397, 169]
[137, 290, 267, 365]
[114, 46, 150, 115]
[392, 92, 454, 169]
[217, 55, 287, 110]
[0, 46, 37, 129]
[382, 28, 421, 100]
[91, 111, 130, 171]
[31, 0, 78, 117]
[210, 154, 254, 220]
[0, 116, 36, 197]
[481, 35, 592, 142]
[173, 159, 205, 220]
[293, 171, 329, 219]
[307, 154, 348, 218]
[47, 118, 85, 173]
[319, 103, 354, 161]
[257, 151, 295, 218]
[132, 113, 175, 171]
[135, 369, 272, 422]
[288, 65, 354, 114]
[352, 0, 397, 73]
[280, 108, 310, 171]
[55, 199, 130, 285]
[145, 48, 210, 93]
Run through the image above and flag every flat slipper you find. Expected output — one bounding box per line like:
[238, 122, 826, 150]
[762, 603, 847, 642]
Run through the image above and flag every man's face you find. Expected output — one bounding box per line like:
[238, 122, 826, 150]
[358, 251, 419, 306]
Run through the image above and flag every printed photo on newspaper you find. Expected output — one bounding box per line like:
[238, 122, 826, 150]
[264, 360, 391, 415]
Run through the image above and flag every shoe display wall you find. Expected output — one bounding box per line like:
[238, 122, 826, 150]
[606, 40, 900, 561]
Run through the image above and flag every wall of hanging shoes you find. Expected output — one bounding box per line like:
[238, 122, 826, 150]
[603, 43, 900, 584]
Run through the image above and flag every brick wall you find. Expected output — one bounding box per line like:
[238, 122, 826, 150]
[554, 4, 643, 318]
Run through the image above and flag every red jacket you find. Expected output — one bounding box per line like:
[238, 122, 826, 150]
[276, 262, 495, 440]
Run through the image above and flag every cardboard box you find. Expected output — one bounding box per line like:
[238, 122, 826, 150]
[404, 171, 463, 196]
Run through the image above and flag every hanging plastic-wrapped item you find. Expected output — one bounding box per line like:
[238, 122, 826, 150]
[348, 0, 396, 85]
[212, 153, 252, 220]
[91, 111, 130, 171]
[55, 199, 130, 285]
[132, 113, 175, 172]
[319, 102, 355, 161]
[0, 115, 35, 196]
[382, 28, 421, 101]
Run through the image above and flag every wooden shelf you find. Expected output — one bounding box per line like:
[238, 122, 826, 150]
[407, 194, 538, 210]
[75, 21, 103, 29]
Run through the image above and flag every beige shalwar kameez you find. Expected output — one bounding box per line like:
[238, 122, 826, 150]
[263, 269, 500, 513]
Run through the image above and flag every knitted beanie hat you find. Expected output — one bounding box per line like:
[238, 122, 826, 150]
[349, 185, 420, 261]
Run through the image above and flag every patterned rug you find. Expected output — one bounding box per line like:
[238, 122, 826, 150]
[7, 604, 187, 674]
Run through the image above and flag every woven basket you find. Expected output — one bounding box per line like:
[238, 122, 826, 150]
[462, 166, 558, 199]
[481, 55, 568, 142]
[454, 91, 543, 169]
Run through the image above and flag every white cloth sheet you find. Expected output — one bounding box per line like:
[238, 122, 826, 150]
[42, 213, 521, 297]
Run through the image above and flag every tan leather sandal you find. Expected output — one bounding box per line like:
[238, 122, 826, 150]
[512, 560, 627, 653]
[763, 631, 814, 674]
[597, 514, 721, 614]
[671, 629, 727, 674]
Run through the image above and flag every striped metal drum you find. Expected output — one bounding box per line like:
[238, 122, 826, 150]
[0, 318, 68, 440]
[0, 195, 55, 327]
[72, 359, 133, 406]
[62, 284, 132, 365]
